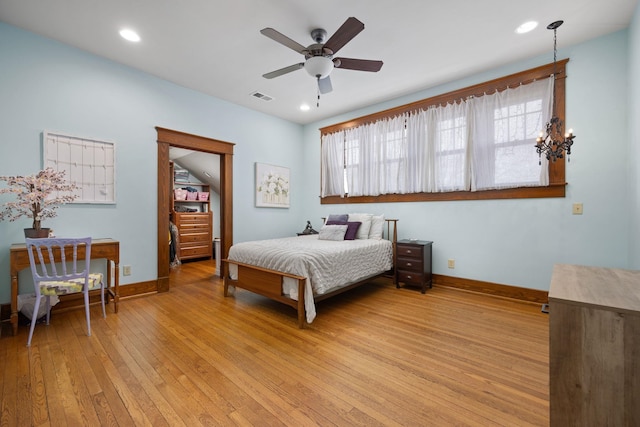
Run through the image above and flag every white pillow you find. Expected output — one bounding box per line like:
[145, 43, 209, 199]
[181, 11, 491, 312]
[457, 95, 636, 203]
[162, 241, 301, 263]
[348, 213, 373, 239]
[318, 224, 348, 241]
[368, 214, 385, 240]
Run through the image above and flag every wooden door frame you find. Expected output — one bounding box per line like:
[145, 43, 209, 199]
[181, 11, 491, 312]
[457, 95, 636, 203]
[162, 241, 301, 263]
[156, 127, 234, 292]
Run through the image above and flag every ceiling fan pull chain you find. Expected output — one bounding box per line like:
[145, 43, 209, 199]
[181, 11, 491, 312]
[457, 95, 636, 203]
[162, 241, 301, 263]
[317, 77, 321, 107]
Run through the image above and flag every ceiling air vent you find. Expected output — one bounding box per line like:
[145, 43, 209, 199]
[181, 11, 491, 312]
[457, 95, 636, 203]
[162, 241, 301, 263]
[250, 91, 273, 102]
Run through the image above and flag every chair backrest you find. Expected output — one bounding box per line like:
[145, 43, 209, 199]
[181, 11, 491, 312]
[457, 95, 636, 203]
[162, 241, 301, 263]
[25, 237, 93, 296]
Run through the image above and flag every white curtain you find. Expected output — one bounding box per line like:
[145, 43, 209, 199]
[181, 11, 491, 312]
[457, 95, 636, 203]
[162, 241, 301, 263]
[470, 78, 553, 190]
[320, 77, 553, 196]
[344, 124, 371, 196]
[404, 110, 430, 193]
[345, 115, 407, 196]
[429, 101, 471, 192]
[320, 132, 345, 197]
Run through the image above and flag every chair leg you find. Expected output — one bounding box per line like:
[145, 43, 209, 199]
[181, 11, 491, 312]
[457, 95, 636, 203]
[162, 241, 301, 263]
[27, 294, 42, 347]
[84, 289, 91, 337]
[45, 296, 51, 325]
[100, 282, 106, 318]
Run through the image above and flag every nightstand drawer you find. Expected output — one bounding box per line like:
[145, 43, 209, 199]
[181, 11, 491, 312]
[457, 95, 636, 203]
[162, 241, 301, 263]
[397, 244, 423, 259]
[397, 270, 424, 285]
[396, 257, 423, 271]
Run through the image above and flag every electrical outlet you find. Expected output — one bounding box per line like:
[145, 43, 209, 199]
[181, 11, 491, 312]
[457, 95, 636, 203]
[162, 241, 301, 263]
[448, 259, 455, 269]
[123, 265, 132, 276]
[572, 203, 583, 215]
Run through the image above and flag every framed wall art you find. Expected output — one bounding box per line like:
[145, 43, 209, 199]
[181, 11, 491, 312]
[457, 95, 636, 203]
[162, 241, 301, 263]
[255, 162, 290, 208]
[43, 130, 116, 204]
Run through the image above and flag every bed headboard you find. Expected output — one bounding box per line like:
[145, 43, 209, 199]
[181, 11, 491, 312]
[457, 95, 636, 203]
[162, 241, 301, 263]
[319, 217, 398, 244]
[385, 219, 398, 244]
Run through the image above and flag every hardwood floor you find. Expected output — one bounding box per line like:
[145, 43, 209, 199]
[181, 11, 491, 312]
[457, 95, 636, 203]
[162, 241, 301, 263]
[0, 261, 549, 426]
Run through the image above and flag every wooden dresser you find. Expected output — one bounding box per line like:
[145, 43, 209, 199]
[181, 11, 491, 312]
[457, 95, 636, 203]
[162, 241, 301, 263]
[173, 212, 212, 260]
[170, 161, 213, 261]
[549, 264, 640, 426]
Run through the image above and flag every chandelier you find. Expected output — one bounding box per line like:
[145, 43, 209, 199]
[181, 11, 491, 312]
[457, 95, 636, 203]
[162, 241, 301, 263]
[535, 20, 575, 165]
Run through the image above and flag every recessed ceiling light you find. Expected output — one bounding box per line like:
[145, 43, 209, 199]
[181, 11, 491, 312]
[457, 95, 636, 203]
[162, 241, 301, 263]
[300, 104, 310, 111]
[119, 28, 141, 42]
[516, 21, 538, 34]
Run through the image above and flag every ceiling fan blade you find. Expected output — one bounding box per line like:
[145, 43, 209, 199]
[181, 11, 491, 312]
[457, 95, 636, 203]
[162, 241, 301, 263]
[260, 28, 307, 54]
[262, 63, 304, 79]
[323, 17, 364, 54]
[334, 57, 383, 72]
[318, 76, 333, 94]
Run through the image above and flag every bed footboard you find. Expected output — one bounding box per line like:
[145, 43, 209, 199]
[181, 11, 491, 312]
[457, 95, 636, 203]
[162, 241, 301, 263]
[223, 260, 307, 327]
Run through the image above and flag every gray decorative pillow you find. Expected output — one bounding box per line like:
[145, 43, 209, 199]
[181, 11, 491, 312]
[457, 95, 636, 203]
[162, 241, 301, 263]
[318, 224, 348, 241]
[326, 220, 362, 240]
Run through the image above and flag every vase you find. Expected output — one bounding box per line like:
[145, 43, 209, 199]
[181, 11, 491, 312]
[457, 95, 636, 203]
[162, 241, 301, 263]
[24, 228, 50, 238]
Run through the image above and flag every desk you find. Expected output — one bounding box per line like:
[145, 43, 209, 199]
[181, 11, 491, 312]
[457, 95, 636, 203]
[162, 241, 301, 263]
[9, 238, 119, 336]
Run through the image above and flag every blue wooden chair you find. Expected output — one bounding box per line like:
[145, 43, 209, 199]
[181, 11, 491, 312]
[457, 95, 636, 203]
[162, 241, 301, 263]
[25, 237, 105, 347]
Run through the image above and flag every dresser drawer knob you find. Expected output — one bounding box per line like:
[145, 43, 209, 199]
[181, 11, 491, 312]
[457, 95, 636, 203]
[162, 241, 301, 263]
[406, 250, 412, 254]
[406, 275, 412, 279]
[407, 262, 412, 267]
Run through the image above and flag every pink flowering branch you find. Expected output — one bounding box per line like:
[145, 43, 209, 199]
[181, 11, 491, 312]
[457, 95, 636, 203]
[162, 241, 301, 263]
[0, 168, 79, 230]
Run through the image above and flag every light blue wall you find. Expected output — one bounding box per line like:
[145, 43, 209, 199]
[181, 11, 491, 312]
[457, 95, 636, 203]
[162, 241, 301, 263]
[0, 22, 303, 303]
[302, 30, 632, 291]
[630, 2, 640, 269]
[0, 19, 636, 303]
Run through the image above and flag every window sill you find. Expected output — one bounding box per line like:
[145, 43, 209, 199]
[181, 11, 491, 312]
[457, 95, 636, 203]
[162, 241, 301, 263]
[320, 183, 566, 204]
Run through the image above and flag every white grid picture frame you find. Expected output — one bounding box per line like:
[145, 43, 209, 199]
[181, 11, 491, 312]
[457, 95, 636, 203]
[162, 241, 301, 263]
[43, 130, 116, 204]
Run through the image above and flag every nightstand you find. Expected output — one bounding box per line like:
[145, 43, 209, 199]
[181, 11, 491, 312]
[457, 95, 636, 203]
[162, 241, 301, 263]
[395, 239, 433, 293]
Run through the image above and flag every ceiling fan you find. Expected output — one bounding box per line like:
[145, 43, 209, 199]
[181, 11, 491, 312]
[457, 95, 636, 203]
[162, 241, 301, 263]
[260, 17, 383, 95]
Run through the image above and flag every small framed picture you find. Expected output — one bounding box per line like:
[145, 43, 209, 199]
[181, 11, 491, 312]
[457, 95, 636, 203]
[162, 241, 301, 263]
[255, 163, 290, 208]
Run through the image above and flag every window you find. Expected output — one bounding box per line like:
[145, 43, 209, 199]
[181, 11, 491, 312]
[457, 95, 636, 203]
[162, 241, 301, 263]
[434, 105, 468, 192]
[493, 99, 546, 187]
[495, 101, 541, 184]
[320, 60, 568, 204]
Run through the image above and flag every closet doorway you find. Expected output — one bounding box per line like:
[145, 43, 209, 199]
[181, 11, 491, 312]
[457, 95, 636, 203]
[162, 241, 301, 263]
[156, 127, 234, 292]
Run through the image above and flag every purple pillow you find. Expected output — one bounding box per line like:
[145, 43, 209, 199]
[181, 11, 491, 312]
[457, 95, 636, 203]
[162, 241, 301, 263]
[327, 214, 348, 223]
[326, 220, 361, 240]
[344, 221, 362, 240]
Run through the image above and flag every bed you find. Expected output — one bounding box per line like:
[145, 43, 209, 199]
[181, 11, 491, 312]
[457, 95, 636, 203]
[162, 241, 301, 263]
[223, 216, 397, 327]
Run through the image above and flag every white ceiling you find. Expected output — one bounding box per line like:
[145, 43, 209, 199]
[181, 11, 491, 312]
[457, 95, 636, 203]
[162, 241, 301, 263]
[170, 147, 220, 192]
[0, 0, 636, 125]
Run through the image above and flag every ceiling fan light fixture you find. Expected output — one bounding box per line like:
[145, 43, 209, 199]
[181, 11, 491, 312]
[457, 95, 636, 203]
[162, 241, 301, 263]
[304, 56, 333, 79]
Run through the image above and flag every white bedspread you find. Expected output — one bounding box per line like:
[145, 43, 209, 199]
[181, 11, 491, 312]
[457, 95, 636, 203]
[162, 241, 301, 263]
[227, 235, 393, 323]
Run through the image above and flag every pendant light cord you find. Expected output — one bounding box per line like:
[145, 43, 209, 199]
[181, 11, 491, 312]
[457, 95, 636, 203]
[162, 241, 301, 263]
[552, 26, 558, 118]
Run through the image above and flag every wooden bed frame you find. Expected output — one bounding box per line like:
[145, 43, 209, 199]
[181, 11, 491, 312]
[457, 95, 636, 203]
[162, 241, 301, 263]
[222, 219, 398, 328]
